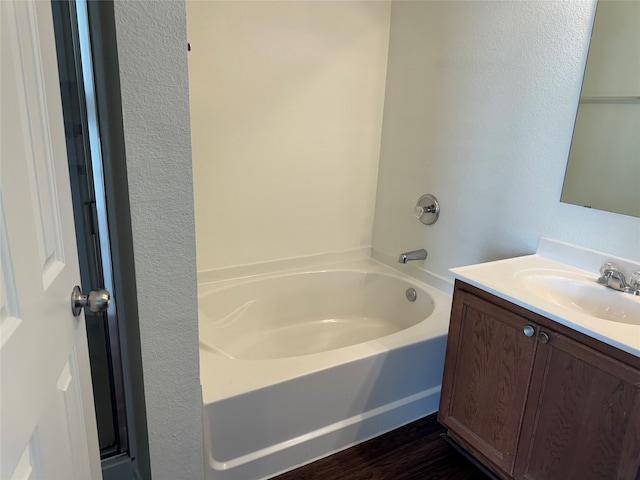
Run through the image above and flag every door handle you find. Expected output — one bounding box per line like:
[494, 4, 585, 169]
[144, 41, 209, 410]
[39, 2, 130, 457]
[71, 285, 110, 317]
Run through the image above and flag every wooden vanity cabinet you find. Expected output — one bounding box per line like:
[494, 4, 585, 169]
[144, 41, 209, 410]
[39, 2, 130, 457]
[439, 280, 640, 480]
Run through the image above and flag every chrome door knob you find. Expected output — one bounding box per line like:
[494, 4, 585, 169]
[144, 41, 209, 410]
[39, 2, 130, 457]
[523, 325, 535, 337]
[71, 285, 110, 317]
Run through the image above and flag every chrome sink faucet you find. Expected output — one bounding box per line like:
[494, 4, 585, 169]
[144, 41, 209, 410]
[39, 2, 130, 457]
[398, 249, 428, 264]
[597, 263, 640, 296]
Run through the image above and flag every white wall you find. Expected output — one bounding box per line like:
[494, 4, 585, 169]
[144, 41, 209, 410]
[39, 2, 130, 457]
[112, 2, 204, 479]
[187, 1, 391, 271]
[373, 0, 640, 286]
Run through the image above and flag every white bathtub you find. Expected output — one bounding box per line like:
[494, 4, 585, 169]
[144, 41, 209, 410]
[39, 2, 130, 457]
[198, 258, 452, 480]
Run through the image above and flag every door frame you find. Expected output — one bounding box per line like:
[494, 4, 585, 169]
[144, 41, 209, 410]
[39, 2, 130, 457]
[72, 1, 205, 477]
[51, 0, 152, 478]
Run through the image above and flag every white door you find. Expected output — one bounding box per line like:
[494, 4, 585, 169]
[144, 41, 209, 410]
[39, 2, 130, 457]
[1, 0, 102, 478]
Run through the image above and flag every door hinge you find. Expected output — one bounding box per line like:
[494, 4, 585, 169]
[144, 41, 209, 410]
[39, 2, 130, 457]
[84, 200, 99, 235]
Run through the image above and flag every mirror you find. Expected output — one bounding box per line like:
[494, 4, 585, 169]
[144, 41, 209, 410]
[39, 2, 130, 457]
[561, 0, 639, 218]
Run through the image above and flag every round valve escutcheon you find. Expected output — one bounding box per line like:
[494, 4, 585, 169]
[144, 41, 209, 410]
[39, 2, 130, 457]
[414, 194, 440, 225]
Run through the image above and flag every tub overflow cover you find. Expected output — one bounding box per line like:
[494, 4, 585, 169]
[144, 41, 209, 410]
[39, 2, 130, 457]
[406, 288, 417, 302]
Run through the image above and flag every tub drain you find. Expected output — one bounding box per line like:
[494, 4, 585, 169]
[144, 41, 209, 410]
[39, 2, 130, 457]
[405, 288, 417, 302]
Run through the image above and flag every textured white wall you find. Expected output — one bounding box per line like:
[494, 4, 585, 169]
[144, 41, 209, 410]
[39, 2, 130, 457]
[373, 0, 640, 285]
[112, 2, 204, 478]
[187, 1, 391, 271]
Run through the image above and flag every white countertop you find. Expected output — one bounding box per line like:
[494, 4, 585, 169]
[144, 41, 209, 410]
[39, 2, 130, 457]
[450, 238, 640, 358]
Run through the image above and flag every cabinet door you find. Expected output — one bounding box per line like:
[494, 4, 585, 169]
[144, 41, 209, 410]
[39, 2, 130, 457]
[439, 289, 539, 476]
[515, 330, 640, 480]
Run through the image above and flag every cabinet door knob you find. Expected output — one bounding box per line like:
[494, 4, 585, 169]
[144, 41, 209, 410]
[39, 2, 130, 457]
[537, 332, 550, 344]
[523, 325, 535, 337]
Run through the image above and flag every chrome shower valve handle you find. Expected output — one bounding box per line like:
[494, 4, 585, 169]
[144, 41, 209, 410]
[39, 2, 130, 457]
[414, 194, 440, 225]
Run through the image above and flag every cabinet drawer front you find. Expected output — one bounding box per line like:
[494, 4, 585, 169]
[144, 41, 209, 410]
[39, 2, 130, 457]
[439, 290, 539, 475]
[515, 331, 640, 480]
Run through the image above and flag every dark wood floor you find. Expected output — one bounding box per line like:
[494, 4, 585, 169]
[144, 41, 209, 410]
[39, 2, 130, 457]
[273, 413, 490, 480]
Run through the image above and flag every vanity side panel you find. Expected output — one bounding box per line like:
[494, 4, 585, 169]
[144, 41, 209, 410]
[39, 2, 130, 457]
[438, 282, 539, 476]
[514, 331, 640, 480]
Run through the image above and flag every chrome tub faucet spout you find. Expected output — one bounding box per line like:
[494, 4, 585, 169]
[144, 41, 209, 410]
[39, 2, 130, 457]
[398, 249, 428, 264]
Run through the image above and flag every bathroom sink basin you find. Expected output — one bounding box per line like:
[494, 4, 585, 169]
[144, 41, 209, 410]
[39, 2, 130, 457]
[517, 270, 640, 325]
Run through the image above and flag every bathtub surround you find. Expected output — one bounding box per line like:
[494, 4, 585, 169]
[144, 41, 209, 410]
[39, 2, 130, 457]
[190, 0, 639, 283]
[187, 1, 391, 271]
